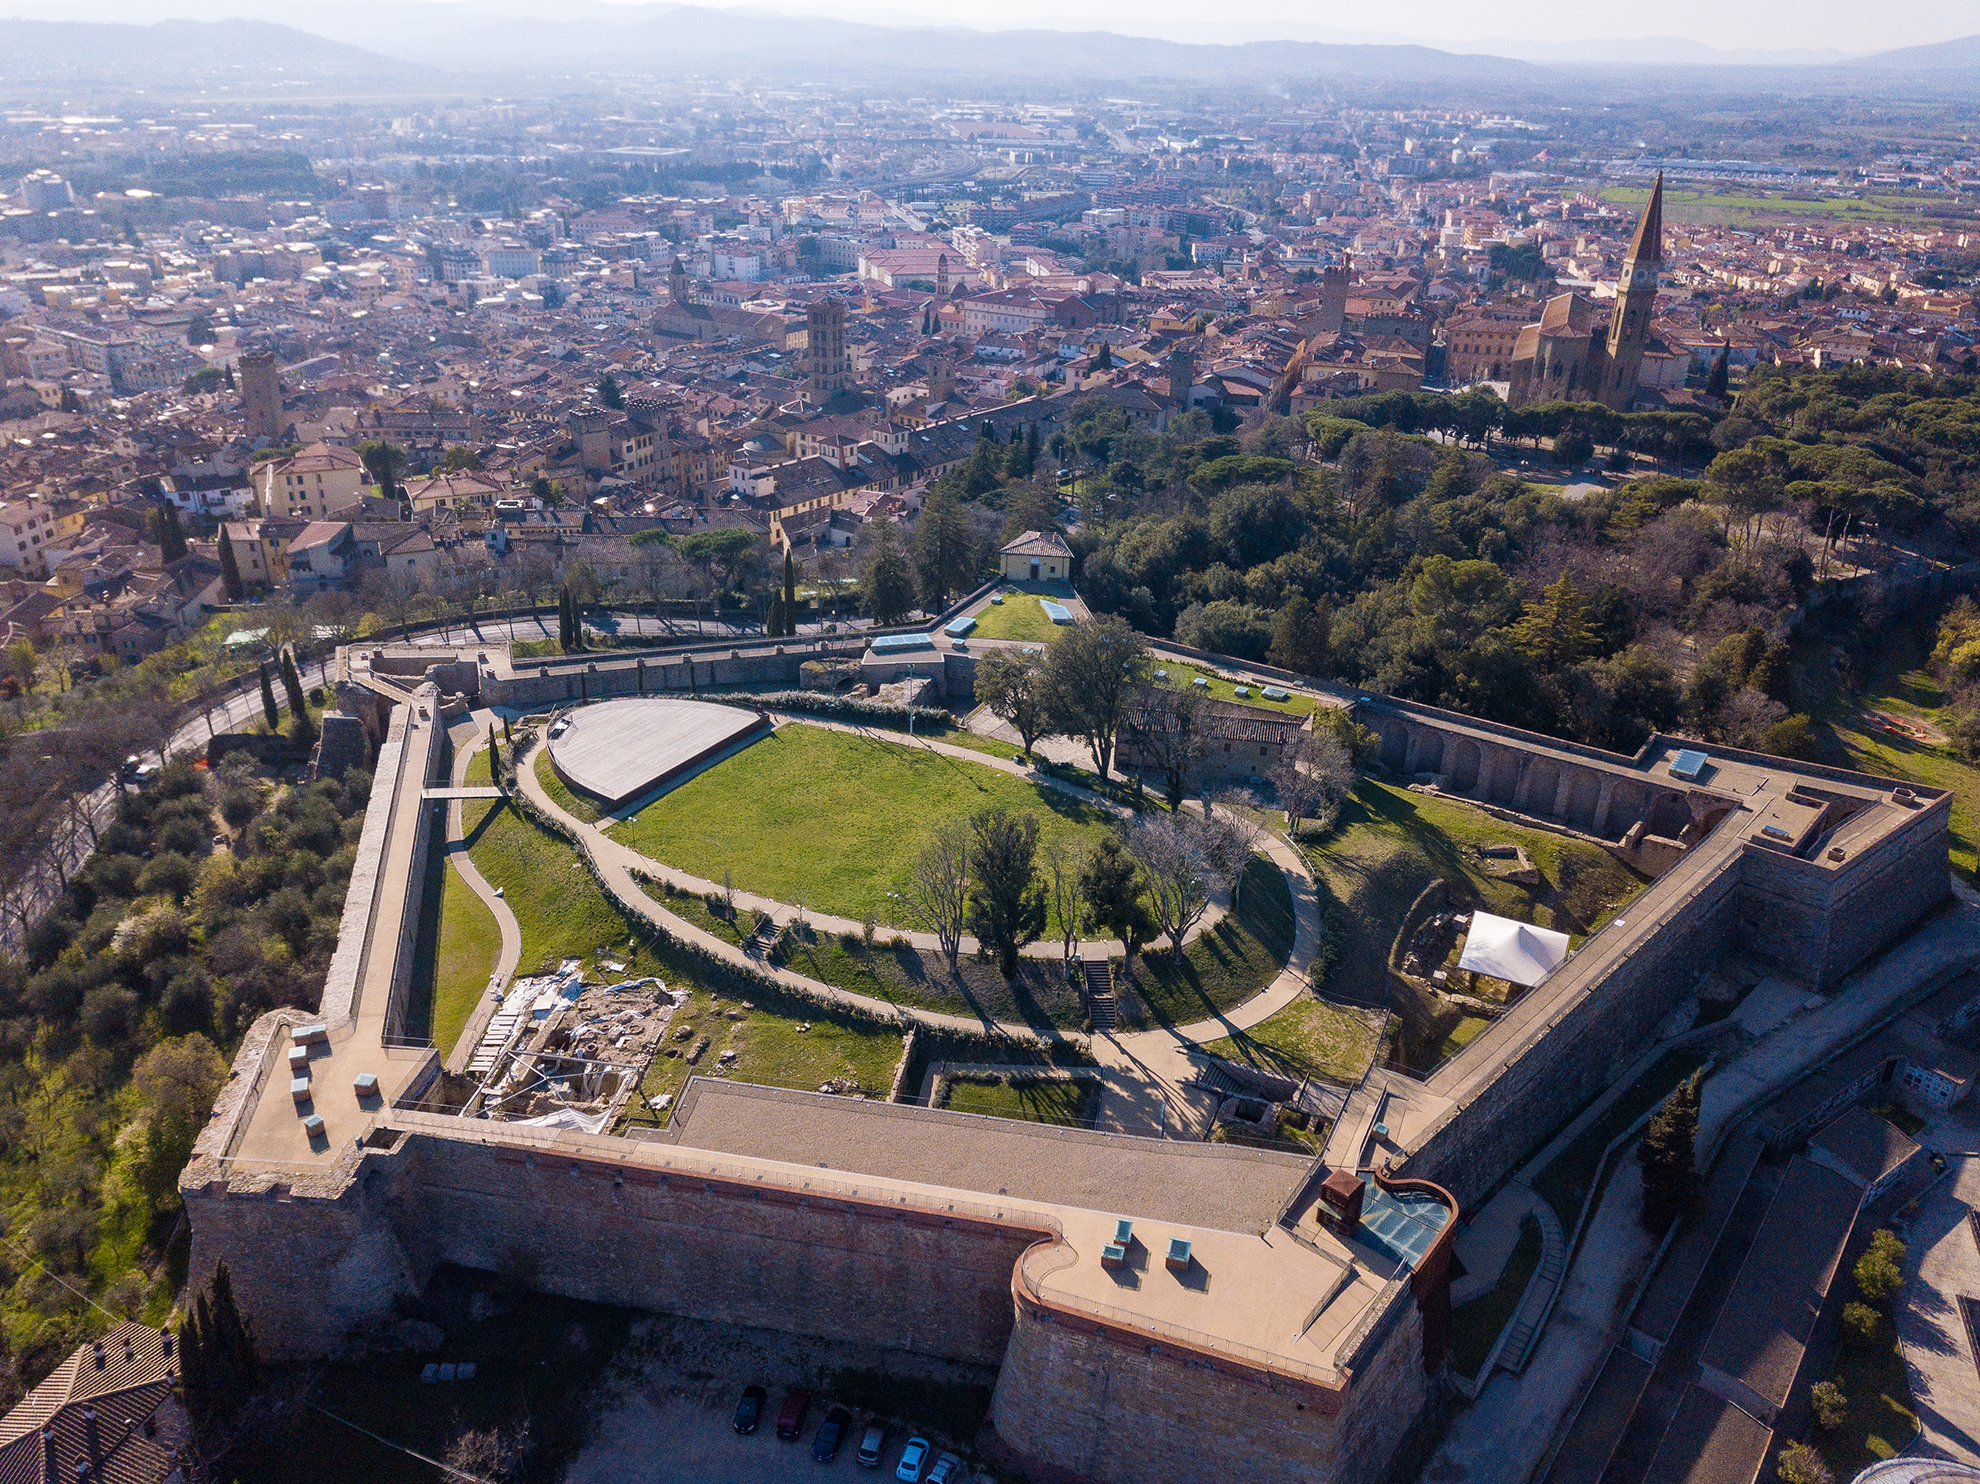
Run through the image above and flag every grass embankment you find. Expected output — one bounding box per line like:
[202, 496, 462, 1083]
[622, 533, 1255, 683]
[640, 877, 1087, 1029]
[1529, 1046, 1714, 1232]
[610, 723, 1115, 930]
[1450, 1216, 1542, 1379]
[1304, 781, 1646, 1070]
[967, 594, 1067, 644]
[404, 829, 504, 1057]
[1201, 996, 1385, 1086]
[940, 1073, 1101, 1127]
[1818, 1323, 1920, 1473]
[1123, 855, 1297, 1026]
[1801, 649, 1978, 883]
[1148, 660, 1320, 716]
[533, 746, 607, 824]
[453, 766, 904, 1110]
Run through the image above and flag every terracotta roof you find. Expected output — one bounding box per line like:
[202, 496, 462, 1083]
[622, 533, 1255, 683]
[998, 529, 1072, 559]
[0, 1322, 186, 1484]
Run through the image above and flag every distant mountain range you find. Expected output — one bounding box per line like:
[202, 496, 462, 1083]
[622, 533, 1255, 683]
[0, 7, 1971, 98]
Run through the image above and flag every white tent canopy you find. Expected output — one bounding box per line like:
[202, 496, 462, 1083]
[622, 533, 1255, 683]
[1456, 912, 1572, 987]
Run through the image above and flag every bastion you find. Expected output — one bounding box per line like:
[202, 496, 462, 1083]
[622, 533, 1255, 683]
[180, 648, 1955, 1484]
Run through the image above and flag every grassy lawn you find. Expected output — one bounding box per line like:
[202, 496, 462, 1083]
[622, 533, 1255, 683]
[1529, 1046, 1713, 1232]
[631, 984, 905, 1117]
[424, 850, 504, 1056]
[1599, 184, 1922, 224]
[609, 722, 1116, 929]
[967, 594, 1065, 644]
[1817, 1326, 1919, 1474]
[1450, 1216, 1542, 1379]
[1148, 660, 1319, 716]
[1201, 995, 1386, 1085]
[1124, 855, 1296, 1025]
[940, 1073, 1100, 1127]
[1305, 780, 1648, 1010]
[1431, 1014, 1494, 1067]
[457, 791, 907, 1117]
[534, 744, 606, 824]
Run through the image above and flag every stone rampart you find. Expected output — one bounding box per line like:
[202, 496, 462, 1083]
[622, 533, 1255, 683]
[989, 1277, 1424, 1484]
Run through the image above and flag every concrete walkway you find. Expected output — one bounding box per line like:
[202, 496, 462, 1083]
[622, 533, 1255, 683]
[441, 720, 522, 1074]
[1453, 1181, 1553, 1307]
[1895, 1137, 1980, 1466]
[1424, 894, 1980, 1484]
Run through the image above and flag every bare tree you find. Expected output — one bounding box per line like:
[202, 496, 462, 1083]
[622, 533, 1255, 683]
[369, 568, 427, 641]
[1126, 682, 1206, 808]
[899, 817, 970, 967]
[1271, 729, 1355, 835]
[1124, 814, 1210, 959]
[1204, 789, 1267, 911]
[1042, 837, 1086, 966]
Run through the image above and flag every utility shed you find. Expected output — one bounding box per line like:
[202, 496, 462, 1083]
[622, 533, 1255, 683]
[1697, 1156, 1860, 1423]
[1807, 1105, 1921, 1203]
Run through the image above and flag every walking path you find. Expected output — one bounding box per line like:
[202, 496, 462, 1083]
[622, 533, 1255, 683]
[440, 716, 522, 1076]
[463, 709, 1333, 1134]
[1425, 895, 1980, 1484]
[582, 707, 1235, 963]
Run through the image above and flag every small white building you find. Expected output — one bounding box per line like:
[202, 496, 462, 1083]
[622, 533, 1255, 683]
[998, 529, 1072, 583]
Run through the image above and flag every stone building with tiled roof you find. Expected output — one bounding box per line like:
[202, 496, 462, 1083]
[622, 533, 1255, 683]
[0, 1321, 188, 1484]
[997, 529, 1072, 582]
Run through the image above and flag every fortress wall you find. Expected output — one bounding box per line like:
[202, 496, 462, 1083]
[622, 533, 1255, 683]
[988, 1286, 1424, 1484]
[398, 1132, 1044, 1365]
[1738, 798, 1952, 986]
[1404, 862, 1743, 1208]
[188, 1122, 1050, 1365]
[183, 1147, 425, 1359]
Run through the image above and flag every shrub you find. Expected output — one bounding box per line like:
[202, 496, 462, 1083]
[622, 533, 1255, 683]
[1809, 1379, 1848, 1432]
[1854, 1228, 1906, 1301]
[1841, 1300, 1881, 1348]
[1778, 1443, 1832, 1484]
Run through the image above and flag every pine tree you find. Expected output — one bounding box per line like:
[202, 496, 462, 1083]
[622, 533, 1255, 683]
[1637, 1070, 1702, 1233]
[218, 531, 244, 601]
[1268, 597, 1331, 678]
[1511, 570, 1595, 673]
[258, 661, 280, 731]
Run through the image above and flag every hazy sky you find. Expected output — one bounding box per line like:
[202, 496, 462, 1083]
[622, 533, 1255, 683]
[600, 0, 1972, 53]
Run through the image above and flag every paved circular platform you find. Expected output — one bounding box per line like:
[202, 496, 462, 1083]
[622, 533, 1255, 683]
[546, 698, 771, 807]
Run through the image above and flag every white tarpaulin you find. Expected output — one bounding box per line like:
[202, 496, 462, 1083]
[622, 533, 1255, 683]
[1456, 912, 1572, 987]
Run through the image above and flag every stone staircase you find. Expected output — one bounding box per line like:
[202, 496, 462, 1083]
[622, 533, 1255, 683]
[743, 915, 783, 959]
[1496, 1194, 1567, 1374]
[1081, 959, 1118, 1032]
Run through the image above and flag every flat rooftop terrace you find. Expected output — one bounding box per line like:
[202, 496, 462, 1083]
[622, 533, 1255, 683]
[545, 697, 770, 806]
[657, 1079, 1312, 1236]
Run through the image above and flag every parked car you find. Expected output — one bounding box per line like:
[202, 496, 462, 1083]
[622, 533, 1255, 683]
[812, 1406, 852, 1463]
[732, 1384, 767, 1435]
[857, 1424, 887, 1468]
[926, 1452, 962, 1484]
[776, 1388, 813, 1441]
[547, 718, 569, 739]
[895, 1437, 931, 1481]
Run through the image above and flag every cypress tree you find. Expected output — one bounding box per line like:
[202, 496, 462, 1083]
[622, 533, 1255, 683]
[783, 549, 798, 634]
[766, 590, 785, 638]
[502, 715, 512, 746]
[1637, 1070, 1703, 1233]
[1706, 345, 1730, 400]
[280, 649, 313, 742]
[218, 530, 244, 601]
[258, 661, 280, 730]
[181, 1261, 258, 1425]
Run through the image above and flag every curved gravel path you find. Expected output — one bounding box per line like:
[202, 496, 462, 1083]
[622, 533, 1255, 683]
[441, 718, 523, 1071]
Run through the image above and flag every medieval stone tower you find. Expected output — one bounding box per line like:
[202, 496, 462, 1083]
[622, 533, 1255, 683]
[1598, 172, 1664, 410]
[238, 350, 282, 441]
[805, 294, 852, 404]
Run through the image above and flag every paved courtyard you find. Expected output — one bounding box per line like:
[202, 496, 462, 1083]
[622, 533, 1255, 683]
[1896, 1104, 1980, 1464]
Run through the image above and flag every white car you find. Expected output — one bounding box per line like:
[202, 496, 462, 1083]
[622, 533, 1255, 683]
[895, 1437, 931, 1481]
[548, 719, 569, 739]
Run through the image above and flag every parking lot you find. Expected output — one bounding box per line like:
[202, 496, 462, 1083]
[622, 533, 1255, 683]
[566, 1384, 969, 1483]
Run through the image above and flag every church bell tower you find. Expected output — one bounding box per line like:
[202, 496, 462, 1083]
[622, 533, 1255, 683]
[1599, 173, 1663, 410]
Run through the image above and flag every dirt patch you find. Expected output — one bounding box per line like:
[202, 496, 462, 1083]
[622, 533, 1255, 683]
[1862, 709, 1947, 745]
